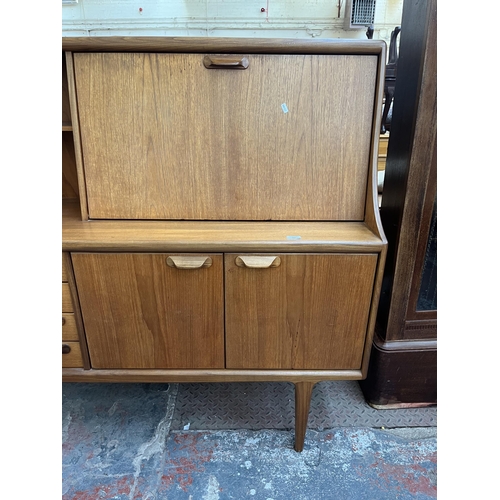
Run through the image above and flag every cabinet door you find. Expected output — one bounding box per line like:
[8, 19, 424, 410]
[74, 53, 377, 221]
[225, 254, 378, 370]
[71, 253, 224, 369]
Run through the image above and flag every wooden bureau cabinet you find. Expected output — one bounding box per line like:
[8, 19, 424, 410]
[62, 37, 387, 452]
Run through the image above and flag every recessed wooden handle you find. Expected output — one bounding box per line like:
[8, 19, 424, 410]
[62, 344, 71, 354]
[166, 256, 212, 269]
[203, 55, 249, 69]
[235, 256, 281, 268]
[62, 317, 66, 326]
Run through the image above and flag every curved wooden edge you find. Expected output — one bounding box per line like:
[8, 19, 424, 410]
[62, 37, 386, 55]
[62, 368, 363, 383]
[364, 41, 388, 244]
[372, 332, 437, 352]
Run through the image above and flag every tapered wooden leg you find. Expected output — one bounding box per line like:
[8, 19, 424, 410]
[294, 382, 315, 452]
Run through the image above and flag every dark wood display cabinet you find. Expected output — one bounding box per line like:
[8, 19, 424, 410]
[359, 0, 437, 407]
[62, 37, 388, 451]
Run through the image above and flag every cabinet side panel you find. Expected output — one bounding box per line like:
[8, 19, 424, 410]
[74, 53, 377, 221]
[71, 253, 225, 369]
[62, 132, 79, 199]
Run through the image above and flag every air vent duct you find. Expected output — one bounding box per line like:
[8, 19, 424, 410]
[344, 0, 377, 30]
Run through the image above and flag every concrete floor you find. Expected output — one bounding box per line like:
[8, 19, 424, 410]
[62, 382, 437, 499]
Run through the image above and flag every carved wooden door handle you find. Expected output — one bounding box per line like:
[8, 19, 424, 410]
[166, 256, 212, 269]
[235, 256, 281, 268]
[203, 55, 249, 69]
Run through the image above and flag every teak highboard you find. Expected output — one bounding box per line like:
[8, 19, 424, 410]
[62, 37, 387, 452]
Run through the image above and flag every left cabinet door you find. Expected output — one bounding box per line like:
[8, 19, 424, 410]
[71, 253, 224, 369]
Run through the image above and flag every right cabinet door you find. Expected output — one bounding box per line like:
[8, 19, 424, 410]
[225, 253, 378, 370]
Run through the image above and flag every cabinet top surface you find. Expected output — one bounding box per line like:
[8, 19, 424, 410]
[62, 36, 386, 55]
[63, 201, 385, 252]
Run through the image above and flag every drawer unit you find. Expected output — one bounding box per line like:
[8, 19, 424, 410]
[62, 37, 388, 452]
[62, 314, 79, 342]
[62, 253, 68, 282]
[62, 283, 73, 312]
[62, 252, 89, 370]
[62, 342, 84, 368]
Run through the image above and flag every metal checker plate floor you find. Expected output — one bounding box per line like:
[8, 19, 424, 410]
[170, 381, 436, 431]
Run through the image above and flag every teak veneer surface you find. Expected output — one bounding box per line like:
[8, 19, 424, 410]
[74, 52, 377, 221]
[62, 314, 79, 342]
[63, 201, 384, 252]
[62, 132, 79, 200]
[63, 37, 385, 54]
[62, 283, 73, 313]
[71, 253, 225, 369]
[62, 342, 84, 368]
[61, 368, 363, 383]
[61, 37, 388, 452]
[225, 253, 378, 369]
[62, 54, 71, 128]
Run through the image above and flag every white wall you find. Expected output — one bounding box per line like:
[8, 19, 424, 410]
[62, 0, 403, 46]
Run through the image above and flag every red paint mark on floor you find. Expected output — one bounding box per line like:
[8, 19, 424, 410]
[62, 419, 94, 454]
[369, 462, 437, 497]
[159, 433, 215, 493]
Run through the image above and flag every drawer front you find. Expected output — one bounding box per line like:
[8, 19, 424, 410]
[225, 253, 378, 370]
[62, 314, 79, 341]
[62, 342, 84, 368]
[72, 253, 225, 369]
[75, 53, 377, 221]
[62, 253, 68, 282]
[62, 283, 73, 312]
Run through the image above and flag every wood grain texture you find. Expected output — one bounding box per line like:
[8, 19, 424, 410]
[62, 252, 68, 282]
[294, 382, 315, 452]
[360, 248, 386, 378]
[225, 253, 378, 369]
[63, 200, 385, 253]
[63, 37, 386, 55]
[378, 0, 437, 342]
[71, 253, 224, 369]
[62, 314, 79, 341]
[64, 252, 91, 369]
[364, 41, 387, 241]
[359, 333, 437, 406]
[62, 283, 73, 312]
[62, 342, 84, 368]
[62, 368, 363, 383]
[65, 52, 89, 220]
[62, 53, 71, 128]
[62, 132, 79, 199]
[74, 53, 377, 221]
